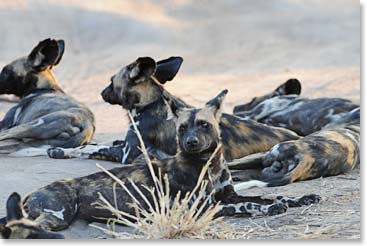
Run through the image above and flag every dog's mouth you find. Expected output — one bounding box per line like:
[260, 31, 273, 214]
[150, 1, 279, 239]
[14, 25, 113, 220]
[183, 142, 216, 155]
[181, 143, 219, 163]
[120, 92, 140, 110]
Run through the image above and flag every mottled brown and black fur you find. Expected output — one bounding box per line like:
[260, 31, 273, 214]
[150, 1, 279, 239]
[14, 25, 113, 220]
[0, 38, 95, 156]
[47, 57, 299, 168]
[0, 90, 320, 239]
[232, 81, 360, 189]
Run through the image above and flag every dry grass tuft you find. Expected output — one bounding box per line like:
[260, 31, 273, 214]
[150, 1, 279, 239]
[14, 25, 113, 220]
[91, 111, 233, 239]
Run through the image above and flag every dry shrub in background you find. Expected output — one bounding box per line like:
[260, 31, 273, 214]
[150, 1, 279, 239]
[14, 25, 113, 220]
[91, 111, 234, 239]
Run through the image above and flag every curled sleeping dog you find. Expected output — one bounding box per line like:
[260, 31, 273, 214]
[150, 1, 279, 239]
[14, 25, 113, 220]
[0, 38, 95, 155]
[0, 90, 320, 239]
[47, 57, 299, 169]
[232, 81, 360, 188]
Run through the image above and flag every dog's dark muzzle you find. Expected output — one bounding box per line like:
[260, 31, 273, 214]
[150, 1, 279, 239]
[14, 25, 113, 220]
[0, 74, 9, 94]
[101, 84, 140, 110]
[101, 84, 121, 105]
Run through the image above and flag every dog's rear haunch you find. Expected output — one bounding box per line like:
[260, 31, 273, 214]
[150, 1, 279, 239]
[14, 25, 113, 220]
[0, 38, 95, 155]
[0, 90, 320, 239]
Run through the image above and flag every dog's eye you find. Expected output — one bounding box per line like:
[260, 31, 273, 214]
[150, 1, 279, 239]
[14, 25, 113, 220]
[179, 124, 187, 132]
[198, 121, 209, 128]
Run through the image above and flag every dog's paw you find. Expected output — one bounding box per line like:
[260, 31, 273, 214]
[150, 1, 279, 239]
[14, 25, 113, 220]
[299, 194, 321, 205]
[47, 147, 67, 159]
[267, 203, 287, 216]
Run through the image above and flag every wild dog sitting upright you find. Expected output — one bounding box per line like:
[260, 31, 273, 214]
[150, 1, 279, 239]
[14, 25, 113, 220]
[0, 38, 95, 155]
[0, 90, 320, 239]
[48, 57, 299, 168]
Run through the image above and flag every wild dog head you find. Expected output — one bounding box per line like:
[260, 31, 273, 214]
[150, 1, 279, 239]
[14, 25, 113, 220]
[101, 56, 183, 109]
[167, 89, 228, 162]
[0, 193, 64, 239]
[0, 38, 65, 97]
[233, 78, 301, 113]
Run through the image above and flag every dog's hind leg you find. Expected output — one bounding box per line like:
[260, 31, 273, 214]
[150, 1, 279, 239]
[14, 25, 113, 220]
[261, 127, 360, 184]
[0, 112, 83, 141]
[217, 193, 320, 217]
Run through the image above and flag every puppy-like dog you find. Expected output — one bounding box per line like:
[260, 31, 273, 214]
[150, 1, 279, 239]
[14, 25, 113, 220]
[48, 57, 299, 169]
[0, 90, 320, 239]
[0, 38, 95, 155]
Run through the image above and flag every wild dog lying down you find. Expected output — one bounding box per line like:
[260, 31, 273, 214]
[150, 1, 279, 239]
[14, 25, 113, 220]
[232, 84, 360, 188]
[48, 57, 299, 167]
[0, 90, 320, 239]
[0, 38, 95, 155]
[233, 85, 359, 136]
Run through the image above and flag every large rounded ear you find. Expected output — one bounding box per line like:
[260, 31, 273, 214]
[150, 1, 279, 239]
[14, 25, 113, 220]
[154, 56, 183, 84]
[6, 192, 24, 221]
[28, 38, 65, 71]
[129, 57, 157, 83]
[205, 89, 228, 119]
[276, 78, 302, 95]
[53, 40, 65, 66]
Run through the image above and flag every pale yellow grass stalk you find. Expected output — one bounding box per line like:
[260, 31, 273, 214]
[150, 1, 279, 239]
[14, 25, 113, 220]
[91, 110, 233, 239]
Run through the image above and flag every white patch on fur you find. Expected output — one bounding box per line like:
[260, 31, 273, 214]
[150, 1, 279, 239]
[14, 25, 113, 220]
[215, 180, 232, 190]
[270, 144, 280, 157]
[44, 208, 65, 221]
[32, 53, 45, 67]
[288, 162, 296, 172]
[31, 119, 44, 127]
[121, 143, 131, 163]
[250, 96, 298, 120]
[234, 180, 268, 192]
[13, 107, 22, 125]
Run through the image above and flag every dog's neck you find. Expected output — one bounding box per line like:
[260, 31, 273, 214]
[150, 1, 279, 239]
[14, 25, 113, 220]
[22, 70, 64, 97]
[177, 143, 224, 171]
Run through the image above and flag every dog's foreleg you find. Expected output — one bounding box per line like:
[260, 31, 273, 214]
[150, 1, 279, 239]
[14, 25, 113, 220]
[47, 145, 111, 159]
[272, 194, 321, 207]
[9, 145, 51, 157]
[217, 202, 287, 217]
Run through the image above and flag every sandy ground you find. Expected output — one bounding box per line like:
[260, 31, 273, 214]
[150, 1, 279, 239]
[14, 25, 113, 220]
[0, 0, 360, 239]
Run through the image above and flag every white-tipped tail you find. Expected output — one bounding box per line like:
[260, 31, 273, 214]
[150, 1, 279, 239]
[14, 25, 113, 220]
[234, 180, 268, 192]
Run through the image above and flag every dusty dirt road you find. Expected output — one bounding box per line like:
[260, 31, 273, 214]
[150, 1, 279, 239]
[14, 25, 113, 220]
[0, 0, 360, 239]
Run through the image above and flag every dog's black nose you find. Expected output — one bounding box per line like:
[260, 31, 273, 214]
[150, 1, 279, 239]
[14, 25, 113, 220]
[186, 136, 199, 147]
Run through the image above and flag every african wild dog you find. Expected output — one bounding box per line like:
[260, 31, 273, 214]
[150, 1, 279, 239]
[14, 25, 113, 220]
[0, 38, 95, 155]
[232, 83, 360, 189]
[233, 85, 359, 136]
[47, 57, 299, 169]
[0, 90, 320, 239]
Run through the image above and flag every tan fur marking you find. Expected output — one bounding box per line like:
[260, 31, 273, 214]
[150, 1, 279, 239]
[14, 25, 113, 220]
[196, 108, 220, 132]
[317, 131, 358, 168]
[290, 142, 315, 182]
